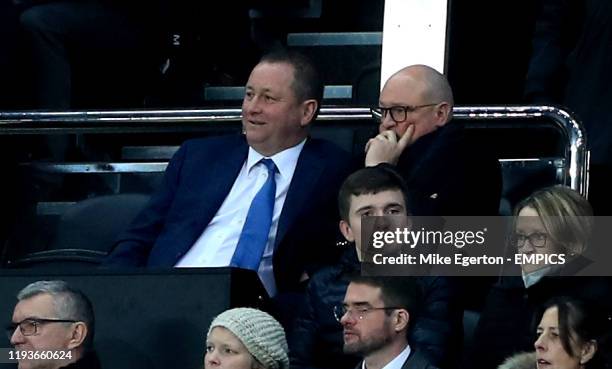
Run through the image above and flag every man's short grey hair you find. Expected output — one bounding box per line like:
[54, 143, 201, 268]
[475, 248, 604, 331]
[17, 280, 95, 347]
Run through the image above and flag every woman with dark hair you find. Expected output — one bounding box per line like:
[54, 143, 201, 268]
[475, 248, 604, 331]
[534, 296, 610, 369]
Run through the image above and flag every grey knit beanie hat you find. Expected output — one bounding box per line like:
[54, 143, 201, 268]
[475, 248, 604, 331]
[207, 308, 289, 369]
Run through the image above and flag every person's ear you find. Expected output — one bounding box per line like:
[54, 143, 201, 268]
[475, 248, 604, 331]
[434, 102, 451, 126]
[300, 99, 318, 127]
[339, 220, 355, 242]
[66, 322, 87, 349]
[393, 309, 410, 332]
[579, 339, 597, 365]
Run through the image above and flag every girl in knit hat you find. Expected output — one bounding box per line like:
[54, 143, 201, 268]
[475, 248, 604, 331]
[205, 308, 289, 369]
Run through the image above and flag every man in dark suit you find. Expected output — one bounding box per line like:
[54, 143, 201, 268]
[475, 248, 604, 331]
[365, 64, 501, 216]
[338, 275, 438, 369]
[104, 50, 352, 296]
[365, 65, 501, 311]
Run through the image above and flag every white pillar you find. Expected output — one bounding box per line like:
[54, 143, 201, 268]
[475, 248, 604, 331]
[380, 0, 449, 88]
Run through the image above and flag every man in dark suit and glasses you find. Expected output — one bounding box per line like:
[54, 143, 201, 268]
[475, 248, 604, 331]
[338, 275, 438, 369]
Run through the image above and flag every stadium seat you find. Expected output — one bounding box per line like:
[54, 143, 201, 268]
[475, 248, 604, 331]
[6, 193, 149, 268]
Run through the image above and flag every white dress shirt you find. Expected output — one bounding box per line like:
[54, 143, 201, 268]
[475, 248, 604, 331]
[175, 139, 306, 296]
[362, 344, 411, 369]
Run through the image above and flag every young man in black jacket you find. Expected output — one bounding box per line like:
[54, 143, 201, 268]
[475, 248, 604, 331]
[289, 166, 462, 369]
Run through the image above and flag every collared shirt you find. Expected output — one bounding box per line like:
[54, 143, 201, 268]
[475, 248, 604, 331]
[175, 139, 307, 296]
[521, 262, 562, 288]
[362, 344, 411, 369]
[522, 266, 549, 288]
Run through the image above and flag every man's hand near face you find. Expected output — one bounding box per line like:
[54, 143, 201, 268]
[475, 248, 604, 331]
[364, 124, 415, 167]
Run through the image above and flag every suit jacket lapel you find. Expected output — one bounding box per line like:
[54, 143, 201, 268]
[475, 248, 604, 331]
[355, 350, 431, 369]
[275, 138, 325, 248]
[195, 137, 249, 230]
[401, 349, 435, 369]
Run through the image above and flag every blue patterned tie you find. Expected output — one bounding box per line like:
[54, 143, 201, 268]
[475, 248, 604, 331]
[230, 159, 277, 270]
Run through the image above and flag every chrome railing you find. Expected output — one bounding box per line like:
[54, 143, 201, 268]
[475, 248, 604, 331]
[0, 105, 589, 195]
[452, 105, 588, 197]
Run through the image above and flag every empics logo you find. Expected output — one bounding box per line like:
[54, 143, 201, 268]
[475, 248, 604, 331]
[514, 253, 566, 265]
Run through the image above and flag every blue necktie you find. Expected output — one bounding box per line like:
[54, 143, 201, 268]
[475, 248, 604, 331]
[230, 159, 277, 270]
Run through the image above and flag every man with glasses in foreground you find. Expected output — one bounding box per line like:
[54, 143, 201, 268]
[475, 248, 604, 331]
[339, 275, 437, 369]
[7, 280, 98, 369]
[366, 64, 501, 216]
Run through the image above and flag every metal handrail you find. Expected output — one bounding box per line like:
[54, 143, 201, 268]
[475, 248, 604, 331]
[452, 105, 588, 196]
[0, 105, 588, 195]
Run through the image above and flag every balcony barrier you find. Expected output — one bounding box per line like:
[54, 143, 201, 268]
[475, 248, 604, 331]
[0, 105, 588, 195]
